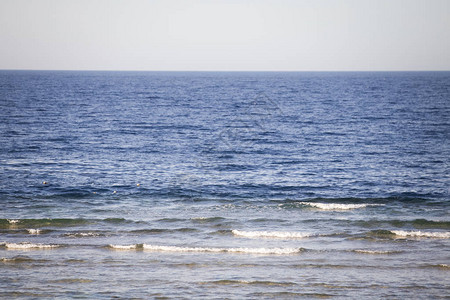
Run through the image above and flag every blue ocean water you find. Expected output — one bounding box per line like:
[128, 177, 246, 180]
[0, 71, 449, 299]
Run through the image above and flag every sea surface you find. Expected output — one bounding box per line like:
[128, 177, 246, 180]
[0, 71, 449, 299]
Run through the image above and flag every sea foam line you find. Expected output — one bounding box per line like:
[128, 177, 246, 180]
[391, 230, 450, 239]
[109, 244, 302, 255]
[299, 202, 381, 210]
[232, 230, 312, 239]
[5, 243, 60, 249]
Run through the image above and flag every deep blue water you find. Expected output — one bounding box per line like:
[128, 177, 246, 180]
[0, 71, 449, 299]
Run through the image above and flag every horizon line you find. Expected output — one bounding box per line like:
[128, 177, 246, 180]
[1, 69, 449, 73]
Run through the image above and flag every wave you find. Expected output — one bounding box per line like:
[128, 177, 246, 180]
[4, 242, 61, 249]
[232, 230, 312, 239]
[391, 230, 450, 238]
[276, 196, 446, 209]
[0, 228, 53, 235]
[49, 278, 93, 284]
[201, 280, 296, 287]
[419, 264, 450, 270]
[108, 244, 143, 250]
[357, 219, 450, 230]
[298, 202, 382, 210]
[251, 292, 335, 298]
[364, 229, 450, 240]
[0, 218, 90, 229]
[366, 230, 396, 238]
[353, 249, 401, 255]
[109, 244, 303, 255]
[0, 218, 135, 229]
[191, 217, 227, 223]
[130, 228, 198, 235]
[40, 188, 94, 199]
[407, 219, 450, 229]
[157, 218, 185, 223]
[143, 244, 303, 255]
[436, 264, 449, 269]
[64, 232, 102, 238]
[1, 255, 49, 263]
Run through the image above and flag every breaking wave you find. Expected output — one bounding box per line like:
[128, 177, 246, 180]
[299, 202, 382, 210]
[64, 232, 102, 238]
[391, 230, 450, 238]
[0, 218, 135, 229]
[108, 244, 143, 250]
[109, 244, 303, 255]
[4, 242, 61, 249]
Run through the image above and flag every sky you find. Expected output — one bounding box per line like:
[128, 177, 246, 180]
[0, 0, 449, 71]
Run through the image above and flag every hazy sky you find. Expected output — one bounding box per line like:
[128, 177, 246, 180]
[0, 0, 449, 71]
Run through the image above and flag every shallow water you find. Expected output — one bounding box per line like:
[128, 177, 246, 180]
[1, 71, 449, 298]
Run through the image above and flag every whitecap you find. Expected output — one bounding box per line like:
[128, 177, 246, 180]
[299, 202, 381, 210]
[232, 230, 312, 239]
[5, 243, 60, 249]
[142, 244, 302, 255]
[7, 219, 20, 224]
[391, 230, 450, 239]
[65, 232, 100, 238]
[108, 244, 140, 250]
[27, 229, 41, 235]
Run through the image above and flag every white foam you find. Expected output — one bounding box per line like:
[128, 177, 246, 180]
[27, 229, 41, 235]
[142, 244, 301, 255]
[65, 232, 100, 238]
[232, 230, 312, 239]
[109, 244, 139, 250]
[5, 243, 60, 249]
[7, 219, 20, 224]
[299, 202, 381, 210]
[391, 230, 450, 238]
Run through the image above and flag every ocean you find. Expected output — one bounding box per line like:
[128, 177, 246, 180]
[0, 71, 449, 299]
